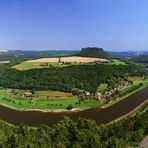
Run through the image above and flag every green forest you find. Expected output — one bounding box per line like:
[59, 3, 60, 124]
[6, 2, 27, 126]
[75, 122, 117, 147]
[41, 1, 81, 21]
[0, 63, 147, 93]
[0, 105, 147, 147]
[131, 55, 148, 63]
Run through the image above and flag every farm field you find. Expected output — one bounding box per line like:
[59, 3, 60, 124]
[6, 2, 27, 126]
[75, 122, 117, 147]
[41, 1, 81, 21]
[35, 90, 72, 97]
[12, 56, 108, 70]
[108, 60, 125, 65]
[12, 62, 57, 70]
[0, 89, 100, 110]
[27, 56, 107, 63]
[12, 56, 126, 70]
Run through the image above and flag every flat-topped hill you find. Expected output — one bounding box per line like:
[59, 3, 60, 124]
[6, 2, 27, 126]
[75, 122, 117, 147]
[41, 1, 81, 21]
[76, 47, 113, 59]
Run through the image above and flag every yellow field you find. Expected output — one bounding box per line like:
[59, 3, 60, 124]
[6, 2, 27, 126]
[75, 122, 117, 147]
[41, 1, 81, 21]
[27, 56, 107, 63]
[13, 56, 108, 70]
[35, 90, 72, 97]
[27, 58, 59, 63]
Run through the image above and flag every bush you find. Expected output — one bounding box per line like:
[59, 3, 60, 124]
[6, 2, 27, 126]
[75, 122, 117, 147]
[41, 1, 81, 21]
[66, 104, 73, 110]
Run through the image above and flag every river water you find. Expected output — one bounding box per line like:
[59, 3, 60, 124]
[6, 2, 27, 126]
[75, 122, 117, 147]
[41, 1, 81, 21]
[0, 87, 147, 126]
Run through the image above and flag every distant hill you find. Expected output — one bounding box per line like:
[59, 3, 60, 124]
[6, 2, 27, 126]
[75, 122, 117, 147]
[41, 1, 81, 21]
[76, 47, 113, 59]
[110, 51, 148, 58]
[131, 55, 148, 63]
[8, 50, 79, 59]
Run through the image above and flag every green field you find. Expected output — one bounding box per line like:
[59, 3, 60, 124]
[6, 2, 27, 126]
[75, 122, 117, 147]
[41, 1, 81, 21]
[0, 89, 100, 110]
[12, 62, 59, 70]
[108, 60, 126, 65]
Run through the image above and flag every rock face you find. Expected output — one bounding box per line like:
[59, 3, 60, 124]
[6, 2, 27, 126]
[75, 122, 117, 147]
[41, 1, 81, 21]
[77, 47, 112, 59]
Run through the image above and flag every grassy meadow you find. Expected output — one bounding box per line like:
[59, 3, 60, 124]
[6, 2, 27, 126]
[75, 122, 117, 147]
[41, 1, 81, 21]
[107, 60, 126, 65]
[0, 89, 100, 110]
[12, 62, 59, 70]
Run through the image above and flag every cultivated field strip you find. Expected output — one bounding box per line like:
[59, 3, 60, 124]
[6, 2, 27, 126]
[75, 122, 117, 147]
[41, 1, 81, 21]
[27, 56, 107, 63]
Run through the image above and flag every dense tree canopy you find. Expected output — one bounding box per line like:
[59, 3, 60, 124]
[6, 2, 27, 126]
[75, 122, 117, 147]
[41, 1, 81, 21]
[0, 105, 147, 147]
[0, 63, 147, 92]
[131, 55, 148, 63]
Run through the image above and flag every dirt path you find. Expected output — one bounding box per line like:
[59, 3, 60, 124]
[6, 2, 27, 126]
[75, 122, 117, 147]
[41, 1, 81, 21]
[139, 135, 148, 148]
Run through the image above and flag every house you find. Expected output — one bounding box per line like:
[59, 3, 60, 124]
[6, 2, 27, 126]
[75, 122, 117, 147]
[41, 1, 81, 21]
[85, 91, 90, 96]
[95, 93, 102, 99]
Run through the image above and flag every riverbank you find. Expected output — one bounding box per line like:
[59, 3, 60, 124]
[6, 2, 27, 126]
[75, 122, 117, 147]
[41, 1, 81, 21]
[0, 87, 147, 126]
[0, 103, 87, 113]
[109, 100, 148, 125]
[0, 88, 100, 111]
[102, 79, 148, 108]
[0, 78, 147, 113]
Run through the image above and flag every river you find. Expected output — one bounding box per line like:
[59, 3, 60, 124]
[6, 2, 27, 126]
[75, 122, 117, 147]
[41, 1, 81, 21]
[0, 87, 147, 126]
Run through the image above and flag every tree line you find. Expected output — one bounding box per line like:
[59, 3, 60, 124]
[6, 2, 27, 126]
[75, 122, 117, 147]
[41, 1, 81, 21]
[0, 63, 147, 93]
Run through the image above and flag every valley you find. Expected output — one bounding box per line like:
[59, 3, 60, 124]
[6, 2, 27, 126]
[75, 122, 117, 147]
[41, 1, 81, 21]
[1, 1, 148, 146]
[0, 86, 147, 127]
[0, 48, 147, 147]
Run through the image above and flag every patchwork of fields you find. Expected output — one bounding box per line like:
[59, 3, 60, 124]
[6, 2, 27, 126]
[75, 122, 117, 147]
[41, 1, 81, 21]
[0, 89, 100, 110]
[12, 56, 108, 70]
[27, 56, 107, 63]
[12, 56, 126, 70]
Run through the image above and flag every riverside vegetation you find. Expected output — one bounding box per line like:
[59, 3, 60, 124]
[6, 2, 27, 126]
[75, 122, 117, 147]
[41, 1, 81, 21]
[0, 104, 147, 147]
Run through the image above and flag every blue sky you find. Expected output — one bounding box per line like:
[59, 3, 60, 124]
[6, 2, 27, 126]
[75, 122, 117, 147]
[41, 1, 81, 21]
[0, 0, 148, 51]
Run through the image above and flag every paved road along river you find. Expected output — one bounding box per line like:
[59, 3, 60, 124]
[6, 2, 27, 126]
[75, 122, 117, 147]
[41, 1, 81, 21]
[0, 87, 147, 126]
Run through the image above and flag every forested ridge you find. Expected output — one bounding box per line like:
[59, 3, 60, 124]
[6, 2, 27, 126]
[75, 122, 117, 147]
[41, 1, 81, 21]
[8, 50, 79, 59]
[131, 55, 148, 63]
[0, 53, 26, 62]
[0, 63, 147, 92]
[0, 105, 147, 147]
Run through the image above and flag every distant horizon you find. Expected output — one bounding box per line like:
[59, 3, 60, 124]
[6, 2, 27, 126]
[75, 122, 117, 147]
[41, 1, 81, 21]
[0, 48, 148, 52]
